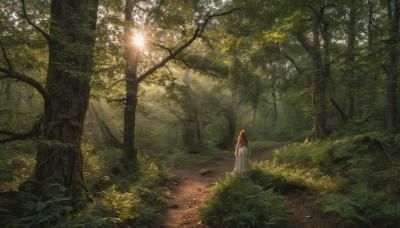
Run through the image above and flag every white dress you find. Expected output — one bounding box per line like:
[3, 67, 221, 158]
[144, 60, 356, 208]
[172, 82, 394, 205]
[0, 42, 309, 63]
[234, 143, 251, 173]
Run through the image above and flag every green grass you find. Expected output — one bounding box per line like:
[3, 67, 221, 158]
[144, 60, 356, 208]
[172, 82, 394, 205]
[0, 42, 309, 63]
[248, 162, 341, 194]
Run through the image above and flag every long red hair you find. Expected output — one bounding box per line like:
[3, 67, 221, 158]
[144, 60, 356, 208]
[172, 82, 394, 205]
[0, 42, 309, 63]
[237, 130, 248, 147]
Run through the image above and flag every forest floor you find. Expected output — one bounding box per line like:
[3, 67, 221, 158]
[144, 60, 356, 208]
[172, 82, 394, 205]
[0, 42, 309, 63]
[157, 147, 338, 228]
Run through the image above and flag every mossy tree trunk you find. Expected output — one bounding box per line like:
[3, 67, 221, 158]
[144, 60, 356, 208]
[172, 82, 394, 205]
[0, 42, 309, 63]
[296, 5, 335, 140]
[29, 0, 99, 206]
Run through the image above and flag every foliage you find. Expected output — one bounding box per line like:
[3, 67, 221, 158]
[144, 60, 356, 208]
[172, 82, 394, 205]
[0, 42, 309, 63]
[0, 146, 171, 227]
[84, 148, 170, 227]
[2, 0, 400, 227]
[249, 161, 338, 194]
[0, 141, 36, 191]
[2, 184, 74, 227]
[200, 174, 292, 227]
[261, 132, 400, 226]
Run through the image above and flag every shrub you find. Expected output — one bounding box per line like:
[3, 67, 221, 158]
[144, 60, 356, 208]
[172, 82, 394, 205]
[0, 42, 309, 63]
[269, 133, 400, 226]
[200, 174, 292, 227]
[250, 161, 338, 194]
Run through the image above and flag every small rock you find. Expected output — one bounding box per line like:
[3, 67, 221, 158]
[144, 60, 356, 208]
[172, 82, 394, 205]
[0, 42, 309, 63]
[200, 168, 212, 176]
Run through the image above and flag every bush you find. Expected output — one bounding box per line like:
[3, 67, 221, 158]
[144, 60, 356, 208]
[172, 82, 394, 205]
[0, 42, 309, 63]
[200, 174, 292, 227]
[250, 161, 338, 194]
[268, 133, 400, 227]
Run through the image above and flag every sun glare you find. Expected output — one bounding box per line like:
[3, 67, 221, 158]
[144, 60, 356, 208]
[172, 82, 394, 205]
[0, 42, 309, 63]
[133, 33, 145, 48]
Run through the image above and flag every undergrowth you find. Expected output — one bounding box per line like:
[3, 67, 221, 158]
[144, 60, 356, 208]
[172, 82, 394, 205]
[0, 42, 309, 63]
[0, 140, 36, 192]
[201, 132, 400, 227]
[263, 132, 400, 226]
[0, 144, 172, 227]
[200, 174, 292, 227]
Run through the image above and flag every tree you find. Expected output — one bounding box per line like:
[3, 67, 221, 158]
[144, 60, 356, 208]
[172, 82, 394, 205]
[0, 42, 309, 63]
[121, 0, 237, 165]
[346, 0, 357, 120]
[0, 0, 99, 208]
[384, 0, 400, 131]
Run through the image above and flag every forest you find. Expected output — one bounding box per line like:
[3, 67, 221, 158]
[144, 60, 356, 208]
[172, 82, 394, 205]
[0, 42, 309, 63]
[1, 0, 400, 227]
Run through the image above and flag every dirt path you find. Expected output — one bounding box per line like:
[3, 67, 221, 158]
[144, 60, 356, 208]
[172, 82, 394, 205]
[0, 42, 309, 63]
[158, 149, 337, 228]
[159, 156, 235, 228]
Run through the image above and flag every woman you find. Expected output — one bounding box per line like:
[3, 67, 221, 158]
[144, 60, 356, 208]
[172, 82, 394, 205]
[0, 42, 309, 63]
[234, 130, 251, 173]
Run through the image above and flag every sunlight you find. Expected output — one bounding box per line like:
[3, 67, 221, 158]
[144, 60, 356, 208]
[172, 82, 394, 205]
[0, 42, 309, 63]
[133, 33, 145, 49]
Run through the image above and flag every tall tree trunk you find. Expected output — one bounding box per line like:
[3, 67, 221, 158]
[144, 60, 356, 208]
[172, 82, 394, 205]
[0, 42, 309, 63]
[251, 102, 257, 132]
[311, 21, 328, 139]
[367, 0, 377, 110]
[122, 0, 139, 165]
[271, 64, 277, 126]
[297, 12, 331, 139]
[28, 0, 99, 207]
[182, 72, 201, 147]
[346, 0, 357, 120]
[385, 0, 400, 131]
[183, 118, 201, 147]
[219, 87, 238, 150]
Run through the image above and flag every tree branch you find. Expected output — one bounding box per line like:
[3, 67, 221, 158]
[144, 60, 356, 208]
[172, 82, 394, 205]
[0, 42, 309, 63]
[0, 68, 49, 104]
[305, 0, 321, 19]
[142, 0, 165, 24]
[137, 8, 240, 83]
[283, 54, 303, 74]
[106, 78, 124, 90]
[150, 41, 173, 55]
[327, 52, 346, 65]
[137, 27, 200, 83]
[320, 3, 337, 16]
[174, 56, 220, 77]
[20, 0, 50, 42]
